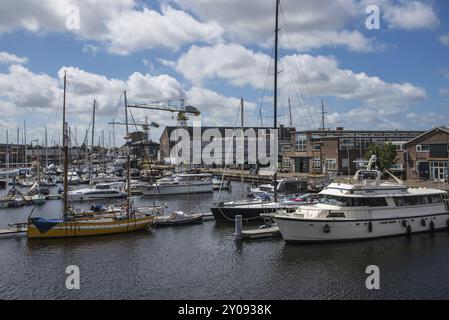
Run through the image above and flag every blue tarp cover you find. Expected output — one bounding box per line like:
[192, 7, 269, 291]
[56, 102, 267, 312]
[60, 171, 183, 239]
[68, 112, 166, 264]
[30, 218, 63, 233]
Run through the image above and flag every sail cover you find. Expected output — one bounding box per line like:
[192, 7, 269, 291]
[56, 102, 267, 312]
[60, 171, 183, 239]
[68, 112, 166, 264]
[30, 218, 62, 233]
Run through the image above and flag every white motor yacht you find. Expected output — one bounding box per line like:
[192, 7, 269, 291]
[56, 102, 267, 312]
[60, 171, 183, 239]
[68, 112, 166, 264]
[68, 182, 127, 201]
[274, 156, 449, 242]
[143, 173, 213, 196]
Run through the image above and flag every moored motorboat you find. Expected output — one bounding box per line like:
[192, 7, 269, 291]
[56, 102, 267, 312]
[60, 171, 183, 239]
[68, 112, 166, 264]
[143, 173, 213, 196]
[67, 182, 127, 201]
[154, 211, 203, 227]
[31, 194, 46, 205]
[273, 156, 449, 243]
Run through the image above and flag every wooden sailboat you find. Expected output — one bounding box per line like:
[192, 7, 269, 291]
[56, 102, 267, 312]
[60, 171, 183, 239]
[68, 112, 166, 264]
[27, 74, 154, 239]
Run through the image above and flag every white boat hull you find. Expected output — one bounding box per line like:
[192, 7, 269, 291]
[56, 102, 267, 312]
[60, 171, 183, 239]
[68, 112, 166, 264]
[144, 183, 212, 196]
[274, 212, 449, 242]
[68, 192, 127, 201]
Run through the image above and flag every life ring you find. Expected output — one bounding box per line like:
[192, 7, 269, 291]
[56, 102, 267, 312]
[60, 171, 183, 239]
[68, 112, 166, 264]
[406, 225, 412, 235]
[368, 221, 373, 233]
[402, 220, 407, 228]
[421, 218, 426, 227]
[429, 221, 435, 231]
[323, 224, 331, 234]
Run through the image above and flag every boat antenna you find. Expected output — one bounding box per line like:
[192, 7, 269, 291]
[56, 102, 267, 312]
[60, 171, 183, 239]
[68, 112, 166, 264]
[62, 70, 69, 218]
[273, 0, 279, 203]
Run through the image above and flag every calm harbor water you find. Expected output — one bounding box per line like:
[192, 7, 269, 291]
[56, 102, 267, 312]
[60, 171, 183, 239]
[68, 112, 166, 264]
[1, 181, 449, 299]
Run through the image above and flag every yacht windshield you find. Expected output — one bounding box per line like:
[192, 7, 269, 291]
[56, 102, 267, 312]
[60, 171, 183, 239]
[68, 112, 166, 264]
[318, 195, 387, 207]
[319, 195, 352, 206]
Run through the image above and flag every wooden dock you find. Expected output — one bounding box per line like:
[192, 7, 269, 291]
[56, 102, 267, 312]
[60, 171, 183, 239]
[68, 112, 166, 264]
[241, 226, 281, 240]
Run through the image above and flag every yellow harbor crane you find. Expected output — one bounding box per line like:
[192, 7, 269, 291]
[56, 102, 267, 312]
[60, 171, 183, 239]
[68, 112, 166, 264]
[114, 98, 201, 169]
[126, 98, 201, 127]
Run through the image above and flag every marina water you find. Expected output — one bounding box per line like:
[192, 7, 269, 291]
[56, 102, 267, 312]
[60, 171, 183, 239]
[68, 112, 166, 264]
[1, 182, 449, 299]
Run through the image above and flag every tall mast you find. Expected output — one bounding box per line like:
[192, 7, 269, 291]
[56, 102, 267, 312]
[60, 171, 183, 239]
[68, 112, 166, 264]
[90, 100, 96, 186]
[288, 98, 292, 128]
[62, 71, 69, 217]
[273, 0, 279, 203]
[24, 120, 27, 169]
[6, 129, 9, 183]
[321, 99, 326, 131]
[45, 125, 48, 168]
[240, 98, 244, 200]
[124, 90, 131, 218]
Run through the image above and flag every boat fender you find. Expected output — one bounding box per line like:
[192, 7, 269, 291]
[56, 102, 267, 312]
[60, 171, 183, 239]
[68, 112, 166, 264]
[406, 225, 412, 235]
[368, 221, 373, 233]
[402, 220, 407, 228]
[323, 224, 331, 234]
[429, 221, 435, 231]
[421, 218, 426, 227]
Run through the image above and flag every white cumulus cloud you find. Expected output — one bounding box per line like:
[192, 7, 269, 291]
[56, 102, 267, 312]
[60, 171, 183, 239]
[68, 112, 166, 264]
[0, 51, 28, 65]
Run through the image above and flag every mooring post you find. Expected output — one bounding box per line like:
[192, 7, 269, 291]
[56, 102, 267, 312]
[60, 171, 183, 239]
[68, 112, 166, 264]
[235, 215, 243, 239]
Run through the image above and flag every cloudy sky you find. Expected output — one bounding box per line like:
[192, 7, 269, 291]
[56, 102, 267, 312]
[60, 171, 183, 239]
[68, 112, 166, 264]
[0, 0, 448, 146]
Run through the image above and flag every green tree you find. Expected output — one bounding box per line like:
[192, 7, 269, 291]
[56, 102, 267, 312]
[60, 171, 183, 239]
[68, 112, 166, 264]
[365, 142, 397, 171]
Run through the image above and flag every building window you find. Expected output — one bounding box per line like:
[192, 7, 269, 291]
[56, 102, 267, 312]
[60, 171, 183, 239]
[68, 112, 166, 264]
[312, 144, 321, 151]
[416, 144, 430, 152]
[355, 138, 371, 149]
[372, 138, 385, 144]
[342, 158, 349, 168]
[325, 159, 337, 171]
[339, 138, 354, 150]
[283, 145, 291, 152]
[312, 158, 321, 169]
[295, 134, 307, 151]
[283, 158, 291, 168]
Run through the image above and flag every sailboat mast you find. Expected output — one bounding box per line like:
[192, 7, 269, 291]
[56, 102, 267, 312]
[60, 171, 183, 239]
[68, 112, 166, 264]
[288, 98, 292, 128]
[273, 0, 279, 203]
[90, 100, 96, 186]
[240, 98, 244, 199]
[124, 90, 131, 217]
[6, 129, 9, 183]
[62, 71, 69, 217]
[45, 125, 48, 168]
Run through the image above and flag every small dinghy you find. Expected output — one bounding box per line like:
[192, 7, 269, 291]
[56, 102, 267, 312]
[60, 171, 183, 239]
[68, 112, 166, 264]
[155, 211, 203, 227]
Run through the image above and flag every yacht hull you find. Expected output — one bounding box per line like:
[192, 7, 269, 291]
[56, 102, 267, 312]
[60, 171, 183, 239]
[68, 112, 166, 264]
[274, 212, 449, 242]
[27, 216, 154, 239]
[211, 203, 296, 222]
[67, 193, 127, 201]
[143, 183, 212, 196]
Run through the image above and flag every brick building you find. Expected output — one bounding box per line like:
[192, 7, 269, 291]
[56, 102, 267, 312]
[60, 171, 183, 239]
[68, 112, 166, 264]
[404, 126, 449, 181]
[283, 128, 424, 176]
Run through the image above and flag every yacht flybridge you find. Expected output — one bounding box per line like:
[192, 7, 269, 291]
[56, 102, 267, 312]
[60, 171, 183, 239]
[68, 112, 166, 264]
[274, 156, 449, 242]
